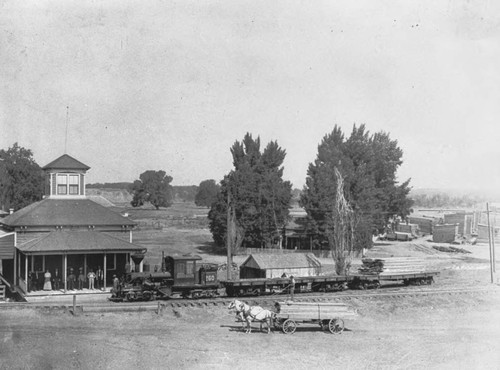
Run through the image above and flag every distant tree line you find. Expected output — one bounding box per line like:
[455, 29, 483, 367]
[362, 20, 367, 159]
[411, 192, 486, 208]
[87, 182, 132, 189]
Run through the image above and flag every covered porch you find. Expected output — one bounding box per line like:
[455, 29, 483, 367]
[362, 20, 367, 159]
[14, 230, 147, 295]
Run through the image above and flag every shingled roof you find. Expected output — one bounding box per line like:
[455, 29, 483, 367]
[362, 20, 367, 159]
[17, 230, 146, 253]
[42, 154, 90, 171]
[241, 253, 321, 270]
[1, 198, 135, 227]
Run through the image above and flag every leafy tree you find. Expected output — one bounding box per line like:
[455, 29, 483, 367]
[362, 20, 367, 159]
[173, 185, 198, 202]
[208, 133, 292, 251]
[130, 170, 173, 209]
[0, 143, 44, 211]
[301, 124, 413, 253]
[195, 179, 220, 207]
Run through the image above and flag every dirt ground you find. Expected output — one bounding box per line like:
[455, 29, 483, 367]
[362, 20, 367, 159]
[2, 206, 500, 369]
[1, 287, 499, 370]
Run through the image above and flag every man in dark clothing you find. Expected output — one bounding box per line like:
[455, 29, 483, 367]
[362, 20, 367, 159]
[96, 266, 104, 290]
[67, 268, 76, 290]
[78, 267, 86, 290]
[53, 268, 61, 290]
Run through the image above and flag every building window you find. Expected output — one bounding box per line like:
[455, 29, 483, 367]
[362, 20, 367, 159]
[69, 175, 79, 195]
[56, 174, 80, 195]
[57, 174, 67, 195]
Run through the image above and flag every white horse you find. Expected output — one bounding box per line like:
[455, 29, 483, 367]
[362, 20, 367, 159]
[228, 299, 274, 334]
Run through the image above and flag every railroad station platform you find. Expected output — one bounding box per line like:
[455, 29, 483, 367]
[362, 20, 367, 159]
[23, 288, 112, 304]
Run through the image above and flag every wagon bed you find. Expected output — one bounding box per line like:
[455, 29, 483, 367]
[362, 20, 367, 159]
[274, 301, 357, 334]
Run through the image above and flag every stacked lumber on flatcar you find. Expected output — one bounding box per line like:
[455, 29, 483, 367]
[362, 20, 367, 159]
[358, 257, 428, 275]
[275, 301, 357, 320]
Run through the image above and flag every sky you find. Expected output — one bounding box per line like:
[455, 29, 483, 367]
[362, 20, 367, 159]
[1, 0, 499, 194]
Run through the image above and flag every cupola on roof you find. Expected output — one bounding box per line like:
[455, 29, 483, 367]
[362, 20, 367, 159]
[42, 154, 90, 171]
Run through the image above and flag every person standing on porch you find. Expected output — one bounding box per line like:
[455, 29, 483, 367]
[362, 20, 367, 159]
[53, 268, 61, 290]
[68, 268, 76, 290]
[87, 269, 96, 290]
[43, 270, 52, 291]
[96, 266, 104, 290]
[78, 267, 86, 290]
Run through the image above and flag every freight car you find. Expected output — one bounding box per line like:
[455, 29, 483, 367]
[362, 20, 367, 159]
[220, 270, 439, 297]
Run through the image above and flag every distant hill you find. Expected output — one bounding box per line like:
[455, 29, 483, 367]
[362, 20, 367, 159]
[86, 188, 132, 206]
[86, 182, 132, 189]
[86, 183, 199, 204]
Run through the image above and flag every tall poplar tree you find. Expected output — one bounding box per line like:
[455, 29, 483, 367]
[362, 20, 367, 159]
[301, 124, 413, 252]
[208, 133, 292, 251]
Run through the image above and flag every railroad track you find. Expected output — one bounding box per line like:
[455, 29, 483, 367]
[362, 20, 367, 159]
[1, 284, 499, 312]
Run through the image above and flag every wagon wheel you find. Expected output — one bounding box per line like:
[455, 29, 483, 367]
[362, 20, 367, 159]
[328, 318, 344, 334]
[282, 319, 297, 335]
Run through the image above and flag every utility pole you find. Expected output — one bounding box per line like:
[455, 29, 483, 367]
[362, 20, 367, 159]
[226, 190, 232, 280]
[486, 203, 496, 283]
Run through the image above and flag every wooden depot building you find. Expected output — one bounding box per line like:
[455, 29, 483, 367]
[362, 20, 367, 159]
[0, 154, 146, 294]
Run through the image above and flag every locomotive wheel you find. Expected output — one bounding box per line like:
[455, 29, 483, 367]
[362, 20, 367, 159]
[126, 292, 136, 302]
[328, 318, 344, 334]
[282, 319, 297, 335]
[143, 291, 152, 301]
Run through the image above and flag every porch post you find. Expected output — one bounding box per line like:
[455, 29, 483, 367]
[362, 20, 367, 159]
[14, 249, 17, 286]
[42, 255, 45, 272]
[63, 254, 67, 293]
[139, 259, 143, 273]
[25, 255, 28, 290]
[31, 255, 34, 272]
[103, 254, 107, 291]
[84, 254, 87, 276]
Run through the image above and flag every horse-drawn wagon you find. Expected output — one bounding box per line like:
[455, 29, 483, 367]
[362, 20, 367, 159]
[273, 301, 357, 334]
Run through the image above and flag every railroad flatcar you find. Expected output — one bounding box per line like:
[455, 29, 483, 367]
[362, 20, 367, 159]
[220, 271, 439, 297]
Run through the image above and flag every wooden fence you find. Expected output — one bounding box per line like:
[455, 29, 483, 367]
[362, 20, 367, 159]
[238, 248, 334, 258]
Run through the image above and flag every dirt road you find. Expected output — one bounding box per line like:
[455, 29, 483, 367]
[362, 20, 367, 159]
[1, 289, 499, 370]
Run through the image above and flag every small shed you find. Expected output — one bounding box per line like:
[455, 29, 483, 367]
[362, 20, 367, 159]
[239, 253, 321, 279]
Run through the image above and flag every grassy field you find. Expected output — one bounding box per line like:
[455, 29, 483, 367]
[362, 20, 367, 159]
[121, 202, 223, 270]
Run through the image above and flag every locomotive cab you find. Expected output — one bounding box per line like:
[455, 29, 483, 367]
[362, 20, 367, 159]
[163, 254, 219, 298]
[165, 254, 202, 286]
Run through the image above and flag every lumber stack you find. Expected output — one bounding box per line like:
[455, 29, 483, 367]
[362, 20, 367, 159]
[275, 301, 357, 320]
[358, 257, 429, 275]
